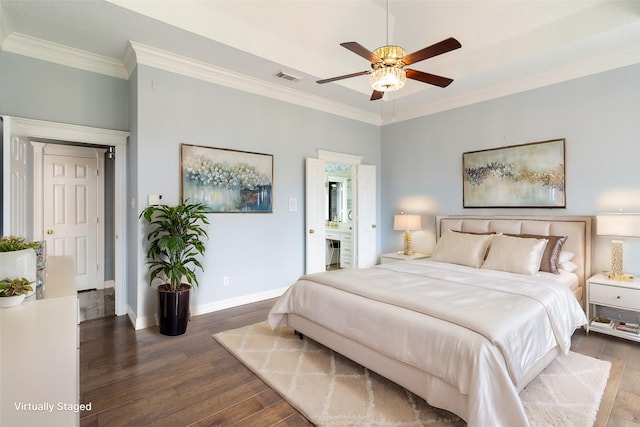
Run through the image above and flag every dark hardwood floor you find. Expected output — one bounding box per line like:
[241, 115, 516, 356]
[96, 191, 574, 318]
[80, 299, 640, 426]
[80, 298, 312, 427]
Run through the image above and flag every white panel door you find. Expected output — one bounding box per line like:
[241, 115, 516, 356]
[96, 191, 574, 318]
[357, 164, 377, 268]
[43, 154, 99, 291]
[1, 118, 29, 237]
[305, 157, 327, 274]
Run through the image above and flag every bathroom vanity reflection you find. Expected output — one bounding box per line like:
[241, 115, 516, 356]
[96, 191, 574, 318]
[325, 162, 353, 269]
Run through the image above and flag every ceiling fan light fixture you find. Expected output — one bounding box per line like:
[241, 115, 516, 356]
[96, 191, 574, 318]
[370, 67, 406, 92]
[373, 45, 406, 65]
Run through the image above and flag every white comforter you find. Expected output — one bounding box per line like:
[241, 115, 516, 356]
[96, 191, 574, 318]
[268, 259, 587, 427]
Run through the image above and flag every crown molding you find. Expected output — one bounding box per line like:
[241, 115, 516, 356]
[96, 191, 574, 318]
[127, 41, 381, 126]
[0, 31, 380, 125]
[1, 32, 128, 79]
[391, 44, 640, 125]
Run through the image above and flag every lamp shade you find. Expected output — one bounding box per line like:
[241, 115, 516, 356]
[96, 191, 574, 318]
[596, 214, 640, 237]
[394, 214, 422, 231]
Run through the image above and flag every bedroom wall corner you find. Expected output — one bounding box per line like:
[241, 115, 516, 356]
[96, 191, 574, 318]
[380, 63, 640, 276]
[131, 64, 382, 323]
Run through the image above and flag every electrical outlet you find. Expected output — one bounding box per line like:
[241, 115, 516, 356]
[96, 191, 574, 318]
[223, 276, 229, 286]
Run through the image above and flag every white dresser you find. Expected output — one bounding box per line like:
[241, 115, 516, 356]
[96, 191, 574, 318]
[0, 256, 80, 426]
[326, 228, 353, 268]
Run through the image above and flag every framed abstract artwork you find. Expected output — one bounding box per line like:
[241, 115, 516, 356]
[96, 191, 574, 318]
[462, 139, 565, 208]
[181, 144, 273, 213]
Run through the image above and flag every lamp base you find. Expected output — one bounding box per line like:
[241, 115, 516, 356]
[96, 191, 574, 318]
[403, 231, 414, 256]
[608, 272, 634, 281]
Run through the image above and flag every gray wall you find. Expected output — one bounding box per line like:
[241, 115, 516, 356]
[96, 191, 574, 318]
[131, 64, 381, 321]
[380, 63, 640, 275]
[0, 51, 129, 131]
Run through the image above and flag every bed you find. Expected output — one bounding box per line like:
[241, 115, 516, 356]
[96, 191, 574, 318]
[268, 215, 592, 427]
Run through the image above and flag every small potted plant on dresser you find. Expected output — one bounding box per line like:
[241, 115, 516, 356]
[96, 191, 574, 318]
[0, 277, 34, 308]
[140, 201, 209, 336]
[0, 236, 39, 298]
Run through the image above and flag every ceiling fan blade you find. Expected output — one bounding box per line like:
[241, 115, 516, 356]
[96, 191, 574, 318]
[317, 70, 370, 84]
[402, 37, 461, 65]
[370, 90, 384, 101]
[405, 69, 454, 88]
[341, 42, 382, 63]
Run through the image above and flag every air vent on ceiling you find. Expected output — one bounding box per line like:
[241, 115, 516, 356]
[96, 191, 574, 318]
[275, 71, 301, 82]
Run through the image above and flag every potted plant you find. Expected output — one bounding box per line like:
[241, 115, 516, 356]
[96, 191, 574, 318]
[0, 236, 39, 298]
[140, 201, 209, 336]
[0, 277, 34, 308]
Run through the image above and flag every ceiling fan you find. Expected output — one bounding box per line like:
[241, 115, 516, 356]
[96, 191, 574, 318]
[316, 2, 461, 101]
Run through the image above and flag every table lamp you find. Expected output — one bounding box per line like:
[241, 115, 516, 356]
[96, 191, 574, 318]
[393, 213, 422, 255]
[596, 214, 640, 280]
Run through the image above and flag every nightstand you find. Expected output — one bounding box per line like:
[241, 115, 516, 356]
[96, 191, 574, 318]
[586, 273, 640, 342]
[380, 252, 429, 264]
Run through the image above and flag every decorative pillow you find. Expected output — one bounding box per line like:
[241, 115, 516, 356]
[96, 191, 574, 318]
[431, 229, 493, 268]
[481, 234, 548, 275]
[506, 233, 567, 274]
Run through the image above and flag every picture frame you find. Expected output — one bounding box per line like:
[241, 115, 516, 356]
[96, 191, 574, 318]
[462, 139, 565, 208]
[181, 144, 273, 213]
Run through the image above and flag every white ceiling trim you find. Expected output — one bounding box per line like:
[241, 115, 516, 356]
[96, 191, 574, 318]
[5, 27, 637, 127]
[1, 32, 128, 79]
[126, 41, 381, 126]
[0, 30, 379, 125]
[4, 115, 129, 145]
[393, 42, 640, 125]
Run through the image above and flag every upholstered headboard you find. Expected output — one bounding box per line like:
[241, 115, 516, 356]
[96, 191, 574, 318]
[436, 215, 592, 301]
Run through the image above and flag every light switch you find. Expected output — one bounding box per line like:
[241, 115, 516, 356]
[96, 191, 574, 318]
[148, 194, 163, 205]
[288, 197, 297, 212]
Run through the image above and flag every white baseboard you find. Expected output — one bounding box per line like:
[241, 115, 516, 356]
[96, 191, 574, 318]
[126, 287, 288, 330]
[191, 287, 288, 317]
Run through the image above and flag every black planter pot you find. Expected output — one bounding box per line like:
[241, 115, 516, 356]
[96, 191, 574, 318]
[157, 285, 191, 336]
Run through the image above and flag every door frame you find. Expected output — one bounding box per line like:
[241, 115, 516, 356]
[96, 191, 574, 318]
[314, 150, 363, 269]
[2, 116, 129, 315]
[34, 143, 106, 291]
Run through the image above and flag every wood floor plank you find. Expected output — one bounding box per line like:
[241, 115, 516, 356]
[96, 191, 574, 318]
[186, 389, 284, 426]
[226, 399, 302, 427]
[80, 299, 638, 426]
[610, 390, 640, 424]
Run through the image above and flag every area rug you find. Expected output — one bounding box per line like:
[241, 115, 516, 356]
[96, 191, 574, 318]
[214, 322, 610, 427]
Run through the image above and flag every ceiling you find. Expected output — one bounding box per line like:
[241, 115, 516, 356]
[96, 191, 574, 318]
[1, 0, 640, 125]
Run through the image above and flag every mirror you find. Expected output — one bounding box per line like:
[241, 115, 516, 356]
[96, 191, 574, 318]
[325, 162, 352, 223]
[328, 181, 342, 222]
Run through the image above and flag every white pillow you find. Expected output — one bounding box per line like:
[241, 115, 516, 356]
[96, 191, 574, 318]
[431, 230, 493, 268]
[481, 234, 548, 275]
[559, 251, 575, 263]
[559, 260, 578, 273]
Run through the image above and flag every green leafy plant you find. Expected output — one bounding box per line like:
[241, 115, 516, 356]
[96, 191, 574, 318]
[139, 202, 209, 292]
[0, 277, 34, 296]
[0, 236, 39, 252]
